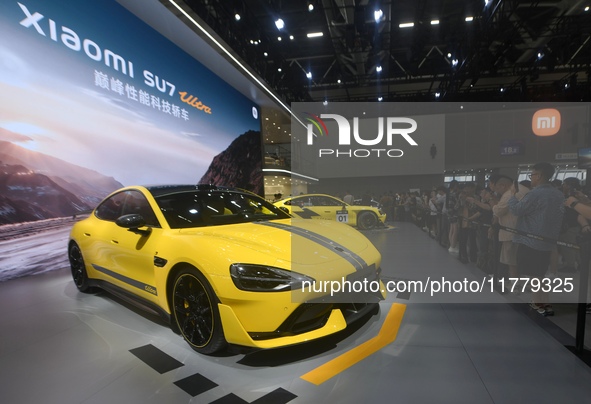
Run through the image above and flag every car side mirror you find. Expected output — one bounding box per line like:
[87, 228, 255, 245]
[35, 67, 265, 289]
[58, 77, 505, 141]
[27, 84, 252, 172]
[116, 214, 151, 236]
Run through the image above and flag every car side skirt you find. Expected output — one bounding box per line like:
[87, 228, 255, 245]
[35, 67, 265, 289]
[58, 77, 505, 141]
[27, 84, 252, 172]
[88, 279, 172, 325]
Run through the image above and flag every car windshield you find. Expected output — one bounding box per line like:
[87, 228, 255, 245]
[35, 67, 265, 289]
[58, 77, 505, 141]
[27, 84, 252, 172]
[154, 190, 290, 229]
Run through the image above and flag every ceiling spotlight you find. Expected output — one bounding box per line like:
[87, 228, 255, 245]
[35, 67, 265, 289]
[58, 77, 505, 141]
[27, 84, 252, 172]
[234, 14, 241, 21]
[435, 92, 441, 98]
[537, 51, 544, 59]
[378, 96, 383, 101]
[431, 20, 440, 25]
[337, 79, 341, 84]
[399, 22, 414, 28]
[250, 39, 254, 44]
[277, 68, 282, 72]
[585, 6, 590, 11]
[308, 3, 314, 12]
[307, 32, 324, 38]
[264, 52, 268, 57]
[323, 100, 328, 106]
[306, 71, 312, 79]
[275, 18, 285, 30]
[376, 65, 383, 72]
[278, 36, 282, 41]
[374, 9, 383, 22]
[447, 52, 452, 58]
[465, 16, 474, 22]
[500, 87, 505, 92]
[451, 58, 459, 66]
[289, 35, 294, 40]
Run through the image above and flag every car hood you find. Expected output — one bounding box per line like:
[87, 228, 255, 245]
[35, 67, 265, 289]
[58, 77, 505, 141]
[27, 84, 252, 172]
[177, 218, 372, 268]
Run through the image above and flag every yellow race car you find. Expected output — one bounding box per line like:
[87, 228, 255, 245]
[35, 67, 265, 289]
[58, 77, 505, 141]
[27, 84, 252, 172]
[69, 185, 384, 354]
[274, 194, 387, 229]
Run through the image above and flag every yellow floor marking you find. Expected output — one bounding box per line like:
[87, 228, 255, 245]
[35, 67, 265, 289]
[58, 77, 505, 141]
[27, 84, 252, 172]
[300, 303, 406, 385]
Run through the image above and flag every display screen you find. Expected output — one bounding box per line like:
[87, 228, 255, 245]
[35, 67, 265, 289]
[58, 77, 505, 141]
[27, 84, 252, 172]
[578, 147, 591, 169]
[0, 0, 261, 280]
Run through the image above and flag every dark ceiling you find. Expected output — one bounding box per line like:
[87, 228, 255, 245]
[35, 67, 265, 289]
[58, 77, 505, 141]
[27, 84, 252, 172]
[182, 0, 591, 103]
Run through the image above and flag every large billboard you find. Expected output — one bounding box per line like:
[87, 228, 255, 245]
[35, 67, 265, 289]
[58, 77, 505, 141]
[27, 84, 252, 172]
[0, 0, 262, 280]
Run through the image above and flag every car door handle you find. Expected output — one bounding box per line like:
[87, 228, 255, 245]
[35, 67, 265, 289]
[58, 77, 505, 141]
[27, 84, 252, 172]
[83, 233, 91, 237]
[111, 240, 119, 244]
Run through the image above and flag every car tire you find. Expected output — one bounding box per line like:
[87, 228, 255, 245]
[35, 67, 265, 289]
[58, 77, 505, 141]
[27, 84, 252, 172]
[68, 243, 94, 293]
[172, 268, 227, 354]
[357, 211, 378, 230]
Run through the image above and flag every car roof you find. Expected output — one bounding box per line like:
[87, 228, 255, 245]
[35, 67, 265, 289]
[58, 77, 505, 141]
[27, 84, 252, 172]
[145, 184, 233, 197]
[287, 194, 340, 199]
[277, 194, 349, 204]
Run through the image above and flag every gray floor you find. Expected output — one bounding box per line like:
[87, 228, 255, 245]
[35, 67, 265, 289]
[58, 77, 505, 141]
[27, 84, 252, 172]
[2, 222, 591, 404]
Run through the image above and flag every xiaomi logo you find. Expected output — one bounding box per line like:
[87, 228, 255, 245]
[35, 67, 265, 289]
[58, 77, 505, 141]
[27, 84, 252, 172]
[532, 109, 561, 137]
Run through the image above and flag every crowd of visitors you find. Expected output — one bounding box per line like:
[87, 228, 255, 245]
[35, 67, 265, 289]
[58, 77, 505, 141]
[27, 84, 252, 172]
[340, 162, 591, 317]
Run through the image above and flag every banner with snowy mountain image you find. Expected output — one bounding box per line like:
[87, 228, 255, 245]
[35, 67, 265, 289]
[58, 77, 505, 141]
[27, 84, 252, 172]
[0, 0, 261, 280]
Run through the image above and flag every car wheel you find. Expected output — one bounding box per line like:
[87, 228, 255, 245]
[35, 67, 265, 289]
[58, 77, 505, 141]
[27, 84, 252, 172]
[172, 269, 226, 354]
[68, 243, 93, 293]
[357, 211, 378, 230]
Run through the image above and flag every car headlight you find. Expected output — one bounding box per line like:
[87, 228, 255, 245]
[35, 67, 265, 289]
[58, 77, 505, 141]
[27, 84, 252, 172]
[230, 264, 315, 292]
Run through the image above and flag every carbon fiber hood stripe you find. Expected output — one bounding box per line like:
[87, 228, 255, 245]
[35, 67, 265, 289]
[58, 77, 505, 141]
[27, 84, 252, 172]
[254, 221, 368, 271]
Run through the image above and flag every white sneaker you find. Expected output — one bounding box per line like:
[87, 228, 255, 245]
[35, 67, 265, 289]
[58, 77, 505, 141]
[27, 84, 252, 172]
[529, 302, 547, 315]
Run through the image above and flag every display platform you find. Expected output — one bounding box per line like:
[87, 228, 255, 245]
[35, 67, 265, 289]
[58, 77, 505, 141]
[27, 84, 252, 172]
[1, 222, 591, 404]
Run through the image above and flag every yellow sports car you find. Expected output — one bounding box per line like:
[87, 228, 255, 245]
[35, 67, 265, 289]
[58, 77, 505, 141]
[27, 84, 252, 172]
[274, 194, 387, 229]
[69, 185, 384, 354]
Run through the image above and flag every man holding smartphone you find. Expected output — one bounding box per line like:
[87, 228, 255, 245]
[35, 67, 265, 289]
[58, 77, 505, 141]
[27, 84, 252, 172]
[557, 178, 590, 273]
[507, 162, 565, 316]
